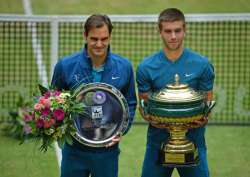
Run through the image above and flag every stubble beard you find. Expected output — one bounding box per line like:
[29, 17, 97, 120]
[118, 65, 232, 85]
[89, 47, 107, 60]
[164, 40, 183, 51]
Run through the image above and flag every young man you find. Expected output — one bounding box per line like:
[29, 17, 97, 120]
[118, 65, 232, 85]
[136, 8, 214, 177]
[52, 14, 137, 177]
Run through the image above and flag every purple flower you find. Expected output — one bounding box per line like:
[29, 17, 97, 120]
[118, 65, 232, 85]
[36, 119, 44, 128]
[41, 107, 50, 117]
[23, 124, 32, 134]
[53, 90, 61, 96]
[53, 108, 65, 121]
[44, 92, 51, 99]
[32, 112, 36, 119]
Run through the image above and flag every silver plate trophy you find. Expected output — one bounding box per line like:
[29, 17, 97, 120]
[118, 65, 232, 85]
[72, 83, 129, 147]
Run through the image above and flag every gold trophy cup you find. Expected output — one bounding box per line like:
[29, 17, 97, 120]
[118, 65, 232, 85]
[140, 74, 216, 167]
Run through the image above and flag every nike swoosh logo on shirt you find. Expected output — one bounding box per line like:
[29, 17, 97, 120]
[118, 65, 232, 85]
[112, 76, 120, 80]
[185, 73, 194, 77]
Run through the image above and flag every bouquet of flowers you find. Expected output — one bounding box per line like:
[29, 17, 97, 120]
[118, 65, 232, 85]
[22, 84, 85, 152]
[1, 94, 31, 140]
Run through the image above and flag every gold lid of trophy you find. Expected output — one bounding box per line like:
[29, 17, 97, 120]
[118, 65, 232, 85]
[150, 74, 205, 103]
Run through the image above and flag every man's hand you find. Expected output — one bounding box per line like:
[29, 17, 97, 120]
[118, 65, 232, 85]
[188, 98, 215, 128]
[139, 106, 170, 129]
[105, 133, 122, 148]
[189, 116, 209, 128]
[150, 122, 170, 129]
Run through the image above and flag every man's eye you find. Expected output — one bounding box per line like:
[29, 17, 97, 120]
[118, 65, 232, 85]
[90, 38, 98, 42]
[164, 30, 172, 33]
[175, 29, 182, 33]
[101, 38, 108, 42]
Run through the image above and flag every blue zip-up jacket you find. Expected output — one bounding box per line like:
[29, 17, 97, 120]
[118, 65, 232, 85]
[51, 47, 137, 151]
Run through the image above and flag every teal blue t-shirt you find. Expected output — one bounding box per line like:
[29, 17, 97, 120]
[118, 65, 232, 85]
[92, 65, 104, 82]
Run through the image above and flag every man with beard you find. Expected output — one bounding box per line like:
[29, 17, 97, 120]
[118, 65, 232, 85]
[52, 14, 137, 177]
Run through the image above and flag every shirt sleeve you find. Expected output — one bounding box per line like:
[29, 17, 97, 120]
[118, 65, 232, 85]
[198, 62, 215, 91]
[51, 60, 67, 90]
[121, 62, 137, 135]
[136, 63, 151, 93]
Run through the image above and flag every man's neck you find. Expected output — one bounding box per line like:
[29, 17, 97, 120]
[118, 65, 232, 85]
[91, 56, 106, 68]
[88, 52, 106, 68]
[163, 47, 184, 62]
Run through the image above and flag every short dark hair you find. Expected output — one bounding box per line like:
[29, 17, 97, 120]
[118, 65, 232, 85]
[84, 14, 113, 35]
[158, 8, 185, 30]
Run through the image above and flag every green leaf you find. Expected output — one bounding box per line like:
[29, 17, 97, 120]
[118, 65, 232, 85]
[38, 84, 49, 95]
[65, 134, 73, 145]
[9, 111, 18, 119]
[16, 96, 24, 107]
[57, 137, 65, 149]
[72, 103, 86, 111]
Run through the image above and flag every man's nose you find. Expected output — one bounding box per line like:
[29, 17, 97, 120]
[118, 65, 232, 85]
[171, 32, 176, 39]
[96, 40, 103, 47]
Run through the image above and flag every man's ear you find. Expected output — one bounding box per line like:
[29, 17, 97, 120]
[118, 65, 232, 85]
[183, 23, 186, 36]
[83, 31, 87, 40]
[157, 26, 161, 34]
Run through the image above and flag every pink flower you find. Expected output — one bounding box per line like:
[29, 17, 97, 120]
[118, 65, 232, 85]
[56, 97, 65, 104]
[23, 114, 33, 122]
[53, 109, 65, 121]
[44, 120, 51, 128]
[34, 103, 43, 110]
[41, 107, 50, 117]
[44, 118, 56, 128]
[49, 118, 56, 126]
[39, 96, 46, 102]
[39, 97, 51, 108]
[36, 119, 44, 128]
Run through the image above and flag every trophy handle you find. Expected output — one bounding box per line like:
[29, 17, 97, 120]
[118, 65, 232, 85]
[140, 99, 148, 115]
[204, 100, 216, 117]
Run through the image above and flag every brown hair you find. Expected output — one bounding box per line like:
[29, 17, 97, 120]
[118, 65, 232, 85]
[84, 14, 113, 36]
[158, 8, 185, 30]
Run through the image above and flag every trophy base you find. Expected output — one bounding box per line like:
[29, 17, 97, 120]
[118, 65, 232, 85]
[159, 150, 199, 167]
[159, 141, 199, 167]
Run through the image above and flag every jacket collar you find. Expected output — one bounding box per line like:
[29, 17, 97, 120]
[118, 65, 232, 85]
[79, 44, 113, 71]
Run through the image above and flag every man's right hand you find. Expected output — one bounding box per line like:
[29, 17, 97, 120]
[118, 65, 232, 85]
[139, 106, 170, 129]
[138, 93, 170, 129]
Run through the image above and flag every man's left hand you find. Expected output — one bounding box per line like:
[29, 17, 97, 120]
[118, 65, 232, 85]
[105, 133, 122, 147]
[190, 116, 209, 128]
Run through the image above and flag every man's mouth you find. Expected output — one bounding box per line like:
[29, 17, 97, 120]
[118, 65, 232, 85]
[168, 41, 178, 44]
[94, 48, 104, 52]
